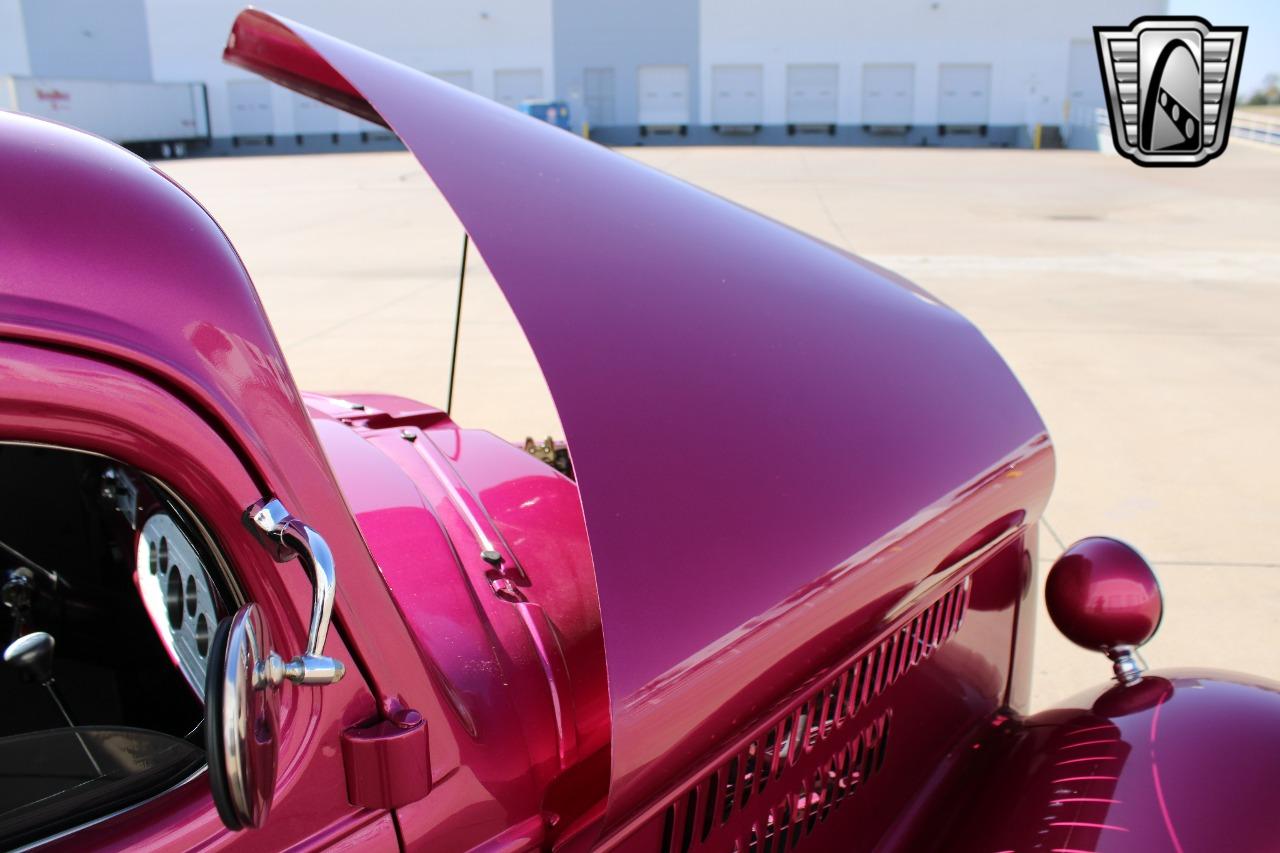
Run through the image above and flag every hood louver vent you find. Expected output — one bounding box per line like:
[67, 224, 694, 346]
[658, 577, 972, 853]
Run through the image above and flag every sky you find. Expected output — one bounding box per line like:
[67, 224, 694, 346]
[1171, 0, 1280, 96]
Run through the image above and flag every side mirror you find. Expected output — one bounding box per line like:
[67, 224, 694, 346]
[205, 604, 278, 829]
[205, 498, 346, 830]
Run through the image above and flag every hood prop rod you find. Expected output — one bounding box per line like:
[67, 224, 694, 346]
[445, 231, 469, 416]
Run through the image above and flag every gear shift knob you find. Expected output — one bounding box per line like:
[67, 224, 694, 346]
[4, 630, 102, 774]
[4, 630, 56, 684]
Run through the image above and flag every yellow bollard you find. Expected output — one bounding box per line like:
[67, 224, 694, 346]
[582, 120, 590, 140]
[1033, 123, 1042, 150]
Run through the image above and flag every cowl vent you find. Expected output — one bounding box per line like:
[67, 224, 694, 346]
[658, 577, 972, 853]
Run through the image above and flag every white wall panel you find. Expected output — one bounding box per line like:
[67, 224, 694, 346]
[700, 0, 1167, 126]
[22, 0, 152, 81]
[144, 0, 552, 138]
[8, 0, 1169, 137]
[0, 0, 30, 76]
[553, 0, 697, 128]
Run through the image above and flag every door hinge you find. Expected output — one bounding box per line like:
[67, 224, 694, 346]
[341, 707, 431, 809]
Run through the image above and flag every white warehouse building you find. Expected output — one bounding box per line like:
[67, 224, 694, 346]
[0, 0, 1166, 153]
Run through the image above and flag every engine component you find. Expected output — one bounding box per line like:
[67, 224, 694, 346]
[522, 436, 573, 478]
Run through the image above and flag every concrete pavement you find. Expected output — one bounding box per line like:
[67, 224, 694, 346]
[160, 141, 1280, 710]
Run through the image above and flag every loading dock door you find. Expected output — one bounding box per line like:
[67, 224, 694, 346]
[786, 64, 838, 125]
[938, 63, 991, 126]
[494, 69, 543, 108]
[638, 65, 690, 127]
[228, 79, 274, 137]
[292, 92, 340, 136]
[712, 64, 764, 126]
[862, 64, 914, 126]
[584, 67, 616, 125]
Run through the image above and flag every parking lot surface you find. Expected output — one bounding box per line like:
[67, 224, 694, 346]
[160, 140, 1280, 710]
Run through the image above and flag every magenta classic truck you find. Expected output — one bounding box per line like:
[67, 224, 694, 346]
[0, 9, 1275, 852]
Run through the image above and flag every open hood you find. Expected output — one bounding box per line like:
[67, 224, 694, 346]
[225, 9, 1051, 830]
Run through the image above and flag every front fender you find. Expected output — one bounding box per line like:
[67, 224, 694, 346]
[950, 669, 1280, 852]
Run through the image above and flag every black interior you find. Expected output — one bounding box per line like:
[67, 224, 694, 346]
[0, 445, 218, 847]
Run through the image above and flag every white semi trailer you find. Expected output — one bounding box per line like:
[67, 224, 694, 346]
[0, 76, 208, 157]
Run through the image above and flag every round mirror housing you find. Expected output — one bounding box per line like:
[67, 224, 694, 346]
[1046, 537, 1163, 684]
[206, 603, 279, 830]
[205, 498, 346, 833]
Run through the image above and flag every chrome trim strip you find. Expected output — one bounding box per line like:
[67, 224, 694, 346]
[400, 428, 507, 567]
[12, 767, 208, 852]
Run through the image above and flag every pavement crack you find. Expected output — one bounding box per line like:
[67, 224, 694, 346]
[1040, 517, 1067, 551]
[284, 287, 426, 348]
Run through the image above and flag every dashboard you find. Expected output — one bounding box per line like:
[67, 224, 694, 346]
[134, 507, 221, 700]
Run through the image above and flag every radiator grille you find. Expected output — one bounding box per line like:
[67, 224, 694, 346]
[658, 577, 972, 853]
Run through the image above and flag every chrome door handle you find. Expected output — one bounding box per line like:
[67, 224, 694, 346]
[245, 498, 345, 686]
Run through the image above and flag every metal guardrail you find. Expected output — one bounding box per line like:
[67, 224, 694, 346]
[1232, 113, 1280, 145]
[1094, 107, 1116, 154]
[1093, 107, 1280, 148]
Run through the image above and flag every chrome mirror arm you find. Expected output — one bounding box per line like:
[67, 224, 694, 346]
[245, 498, 345, 686]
